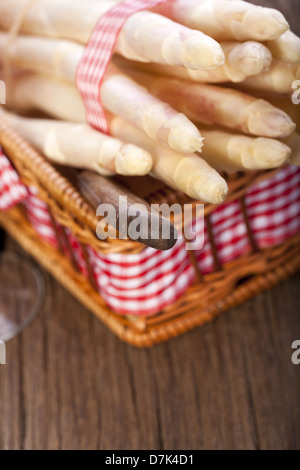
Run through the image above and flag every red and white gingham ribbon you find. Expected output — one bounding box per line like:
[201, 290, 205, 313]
[0, 147, 27, 211]
[75, 0, 168, 133]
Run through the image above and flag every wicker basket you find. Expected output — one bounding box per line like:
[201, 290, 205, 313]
[0, 118, 300, 347]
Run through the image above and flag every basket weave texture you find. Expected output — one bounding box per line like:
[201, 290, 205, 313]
[0, 119, 299, 347]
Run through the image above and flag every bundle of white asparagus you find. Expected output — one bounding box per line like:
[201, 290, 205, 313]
[0, 0, 299, 207]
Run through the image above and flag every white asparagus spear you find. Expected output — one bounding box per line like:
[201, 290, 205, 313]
[0, 32, 81, 83]
[0, 109, 153, 176]
[199, 128, 291, 173]
[128, 71, 296, 138]
[263, 96, 300, 130]
[117, 11, 225, 71]
[237, 60, 300, 94]
[1, 72, 229, 202]
[220, 41, 272, 81]
[107, 114, 228, 204]
[123, 40, 272, 84]
[3, 70, 290, 176]
[266, 31, 300, 64]
[0, 33, 203, 153]
[2, 71, 227, 203]
[0, 0, 224, 70]
[153, 0, 289, 41]
[3, 72, 87, 122]
[101, 72, 203, 153]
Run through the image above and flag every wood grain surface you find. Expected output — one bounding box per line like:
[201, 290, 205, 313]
[0, 0, 299, 451]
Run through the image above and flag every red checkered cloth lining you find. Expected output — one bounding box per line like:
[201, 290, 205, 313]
[0, 147, 28, 211]
[76, 0, 168, 133]
[25, 166, 300, 317]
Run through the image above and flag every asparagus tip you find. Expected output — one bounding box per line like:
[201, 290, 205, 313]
[270, 31, 300, 63]
[193, 176, 228, 205]
[243, 8, 289, 41]
[252, 138, 291, 169]
[249, 109, 296, 138]
[116, 144, 153, 176]
[168, 125, 204, 154]
[235, 42, 272, 76]
[182, 34, 225, 71]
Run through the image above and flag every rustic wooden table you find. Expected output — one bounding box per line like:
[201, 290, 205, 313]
[0, 0, 299, 451]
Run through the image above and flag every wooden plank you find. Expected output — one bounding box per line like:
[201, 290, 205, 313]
[0, 238, 299, 450]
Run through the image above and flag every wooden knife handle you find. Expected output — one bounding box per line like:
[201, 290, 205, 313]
[78, 171, 178, 251]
